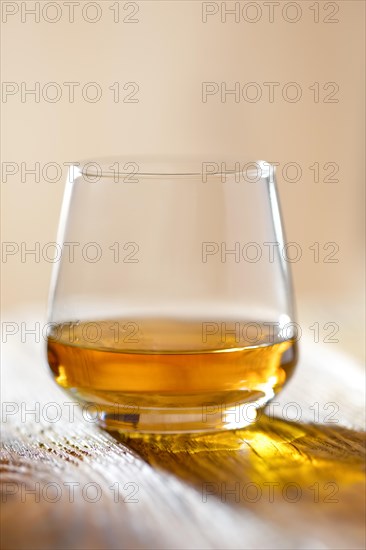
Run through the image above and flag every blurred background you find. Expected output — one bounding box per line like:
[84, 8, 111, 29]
[1, 0, 365, 359]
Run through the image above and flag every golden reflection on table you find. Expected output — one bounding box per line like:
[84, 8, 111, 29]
[118, 415, 365, 544]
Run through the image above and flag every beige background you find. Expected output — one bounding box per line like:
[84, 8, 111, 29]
[1, 1, 365, 358]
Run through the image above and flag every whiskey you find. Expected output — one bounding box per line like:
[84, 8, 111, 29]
[47, 319, 297, 432]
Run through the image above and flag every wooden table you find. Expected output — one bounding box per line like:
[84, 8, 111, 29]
[1, 312, 365, 549]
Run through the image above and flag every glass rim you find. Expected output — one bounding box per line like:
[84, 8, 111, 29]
[75, 157, 275, 179]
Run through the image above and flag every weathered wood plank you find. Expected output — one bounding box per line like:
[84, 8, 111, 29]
[1, 312, 365, 549]
[123, 417, 366, 549]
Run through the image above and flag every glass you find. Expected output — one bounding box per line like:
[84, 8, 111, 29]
[46, 158, 298, 433]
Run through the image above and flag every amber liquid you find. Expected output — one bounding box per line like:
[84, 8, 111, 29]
[47, 320, 297, 432]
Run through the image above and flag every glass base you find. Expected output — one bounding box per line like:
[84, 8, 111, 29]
[97, 398, 266, 434]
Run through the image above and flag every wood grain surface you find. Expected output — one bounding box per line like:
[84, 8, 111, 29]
[1, 312, 365, 549]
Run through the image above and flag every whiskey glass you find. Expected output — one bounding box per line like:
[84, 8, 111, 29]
[46, 158, 297, 433]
